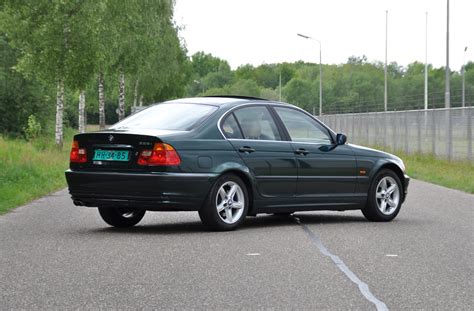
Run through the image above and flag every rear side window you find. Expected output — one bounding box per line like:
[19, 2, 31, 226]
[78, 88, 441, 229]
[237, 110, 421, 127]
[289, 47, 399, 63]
[221, 114, 243, 139]
[274, 107, 332, 144]
[111, 103, 217, 131]
[233, 106, 281, 141]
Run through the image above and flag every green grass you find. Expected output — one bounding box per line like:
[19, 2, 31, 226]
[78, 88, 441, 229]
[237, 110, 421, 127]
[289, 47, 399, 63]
[0, 129, 75, 214]
[381, 149, 474, 194]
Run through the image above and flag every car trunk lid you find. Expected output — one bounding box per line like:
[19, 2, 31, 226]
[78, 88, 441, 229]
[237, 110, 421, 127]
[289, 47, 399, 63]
[70, 129, 186, 171]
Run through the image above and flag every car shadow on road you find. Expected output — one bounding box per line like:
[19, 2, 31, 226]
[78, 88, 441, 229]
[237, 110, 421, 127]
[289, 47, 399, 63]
[244, 213, 367, 229]
[91, 221, 205, 235]
[86, 212, 367, 236]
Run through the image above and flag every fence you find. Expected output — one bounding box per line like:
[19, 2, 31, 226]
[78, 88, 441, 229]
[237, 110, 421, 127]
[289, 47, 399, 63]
[319, 107, 473, 162]
[322, 88, 473, 115]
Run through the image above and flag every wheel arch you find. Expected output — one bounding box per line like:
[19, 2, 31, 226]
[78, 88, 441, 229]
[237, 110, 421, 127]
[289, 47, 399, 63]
[375, 162, 406, 200]
[218, 168, 256, 215]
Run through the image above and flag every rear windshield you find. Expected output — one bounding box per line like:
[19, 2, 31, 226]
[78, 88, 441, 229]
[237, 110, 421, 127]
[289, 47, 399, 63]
[111, 103, 218, 131]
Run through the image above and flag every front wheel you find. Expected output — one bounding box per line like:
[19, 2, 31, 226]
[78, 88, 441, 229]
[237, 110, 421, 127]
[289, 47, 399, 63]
[199, 174, 249, 231]
[362, 169, 403, 222]
[98, 207, 146, 228]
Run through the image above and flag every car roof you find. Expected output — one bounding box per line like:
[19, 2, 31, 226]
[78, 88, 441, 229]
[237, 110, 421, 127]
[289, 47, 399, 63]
[164, 96, 272, 107]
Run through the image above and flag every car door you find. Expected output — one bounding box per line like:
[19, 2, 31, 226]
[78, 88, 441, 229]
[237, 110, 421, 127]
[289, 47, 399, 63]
[221, 105, 297, 198]
[272, 106, 357, 198]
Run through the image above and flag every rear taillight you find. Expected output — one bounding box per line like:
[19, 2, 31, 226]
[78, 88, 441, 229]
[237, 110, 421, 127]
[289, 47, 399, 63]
[137, 143, 181, 166]
[70, 140, 87, 163]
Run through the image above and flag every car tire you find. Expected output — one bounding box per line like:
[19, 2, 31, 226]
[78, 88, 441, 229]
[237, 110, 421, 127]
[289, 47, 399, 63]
[199, 174, 249, 231]
[98, 207, 146, 228]
[362, 169, 403, 222]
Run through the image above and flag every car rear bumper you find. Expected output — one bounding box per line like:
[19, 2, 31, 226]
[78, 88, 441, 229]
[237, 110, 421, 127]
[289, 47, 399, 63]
[65, 170, 218, 211]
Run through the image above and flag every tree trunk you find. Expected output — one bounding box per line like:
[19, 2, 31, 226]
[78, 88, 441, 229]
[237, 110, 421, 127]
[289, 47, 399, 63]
[55, 79, 65, 147]
[133, 79, 139, 108]
[98, 72, 106, 129]
[118, 71, 125, 121]
[78, 90, 86, 133]
[139, 94, 143, 107]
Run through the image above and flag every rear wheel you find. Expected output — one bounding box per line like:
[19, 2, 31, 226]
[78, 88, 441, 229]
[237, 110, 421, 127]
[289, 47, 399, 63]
[362, 169, 402, 222]
[98, 207, 146, 228]
[199, 174, 248, 231]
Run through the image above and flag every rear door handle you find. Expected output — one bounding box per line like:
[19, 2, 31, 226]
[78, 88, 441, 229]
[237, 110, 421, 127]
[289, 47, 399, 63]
[295, 148, 309, 155]
[239, 146, 255, 153]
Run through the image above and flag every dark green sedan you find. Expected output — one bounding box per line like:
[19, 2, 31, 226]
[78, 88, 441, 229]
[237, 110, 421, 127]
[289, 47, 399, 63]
[66, 96, 409, 231]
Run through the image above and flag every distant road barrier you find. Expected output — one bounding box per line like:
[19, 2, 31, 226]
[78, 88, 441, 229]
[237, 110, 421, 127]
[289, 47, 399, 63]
[320, 107, 473, 162]
[130, 105, 472, 162]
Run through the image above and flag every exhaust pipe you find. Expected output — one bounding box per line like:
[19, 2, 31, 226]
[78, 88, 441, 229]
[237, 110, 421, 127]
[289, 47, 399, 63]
[73, 200, 84, 206]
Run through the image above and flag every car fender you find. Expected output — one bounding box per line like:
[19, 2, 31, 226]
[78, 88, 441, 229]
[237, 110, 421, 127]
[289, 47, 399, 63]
[212, 161, 258, 213]
[368, 157, 406, 189]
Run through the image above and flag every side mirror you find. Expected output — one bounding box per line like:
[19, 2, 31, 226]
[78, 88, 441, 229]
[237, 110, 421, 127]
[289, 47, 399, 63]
[336, 133, 347, 145]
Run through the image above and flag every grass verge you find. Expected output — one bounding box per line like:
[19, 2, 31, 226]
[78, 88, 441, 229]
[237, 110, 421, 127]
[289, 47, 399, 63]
[381, 149, 474, 194]
[0, 128, 75, 214]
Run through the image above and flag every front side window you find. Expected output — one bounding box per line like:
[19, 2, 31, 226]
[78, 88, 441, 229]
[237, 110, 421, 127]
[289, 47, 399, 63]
[274, 107, 331, 144]
[233, 106, 281, 141]
[111, 103, 218, 131]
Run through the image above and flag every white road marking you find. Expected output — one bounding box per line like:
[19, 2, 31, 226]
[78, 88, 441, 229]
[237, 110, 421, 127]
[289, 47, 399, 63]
[246, 253, 261, 256]
[295, 217, 388, 311]
[385, 254, 398, 257]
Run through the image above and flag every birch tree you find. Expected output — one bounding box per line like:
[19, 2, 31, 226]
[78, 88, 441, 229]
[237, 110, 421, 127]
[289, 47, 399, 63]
[78, 90, 86, 133]
[1, 0, 188, 137]
[108, 0, 177, 117]
[98, 72, 106, 129]
[1, 1, 69, 146]
[127, 1, 189, 105]
[90, 2, 120, 129]
[133, 79, 139, 109]
[1, 1, 98, 145]
[118, 71, 126, 120]
[55, 79, 65, 144]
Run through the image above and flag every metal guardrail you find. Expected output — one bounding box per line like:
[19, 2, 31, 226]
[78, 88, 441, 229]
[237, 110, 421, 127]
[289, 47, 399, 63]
[319, 107, 473, 162]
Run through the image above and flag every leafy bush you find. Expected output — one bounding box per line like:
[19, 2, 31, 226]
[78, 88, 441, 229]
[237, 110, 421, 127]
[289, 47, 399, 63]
[23, 115, 42, 141]
[0, 35, 55, 135]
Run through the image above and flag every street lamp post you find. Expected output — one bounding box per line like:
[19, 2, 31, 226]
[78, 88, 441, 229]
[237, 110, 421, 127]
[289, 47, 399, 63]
[424, 12, 428, 111]
[279, 71, 282, 102]
[445, 0, 450, 109]
[297, 33, 322, 116]
[445, 0, 452, 160]
[385, 10, 388, 112]
[462, 47, 468, 107]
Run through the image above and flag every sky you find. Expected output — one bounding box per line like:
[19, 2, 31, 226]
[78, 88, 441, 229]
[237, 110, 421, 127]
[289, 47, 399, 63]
[174, 0, 473, 71]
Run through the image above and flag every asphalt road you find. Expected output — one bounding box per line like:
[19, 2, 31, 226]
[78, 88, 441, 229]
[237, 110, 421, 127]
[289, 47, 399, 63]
[1, 179, 473, 310]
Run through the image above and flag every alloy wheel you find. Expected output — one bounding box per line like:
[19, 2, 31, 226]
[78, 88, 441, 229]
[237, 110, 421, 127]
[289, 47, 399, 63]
[375, 176, 400, 215]
[215, 181, 245, 224]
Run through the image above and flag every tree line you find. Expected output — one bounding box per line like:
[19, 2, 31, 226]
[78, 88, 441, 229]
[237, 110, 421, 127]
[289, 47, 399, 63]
[1, 1, 472, 146]
[0, 0, 187, 146]
[187, 53, 474, 114]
